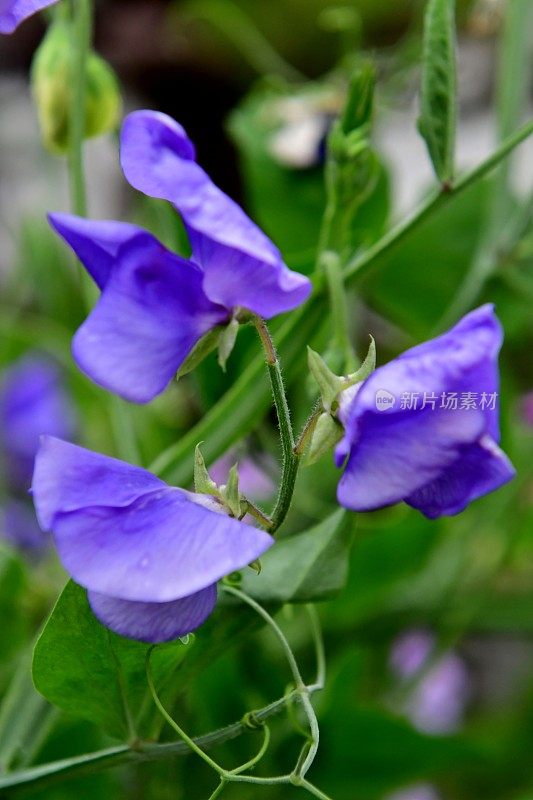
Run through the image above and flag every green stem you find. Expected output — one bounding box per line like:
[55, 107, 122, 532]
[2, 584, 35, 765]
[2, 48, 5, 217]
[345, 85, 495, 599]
[317, 159, 356, 370]
[2, 649, 325, 793]
[306, 605, 326, 689]
[229, 725, 271, 775]
[222, 586, 322, 781]
[223, 586, 303, 687]
[68, 0, 91, 218]
[207, 780, 227, 800]
[435, 0, 533, 330]
[322, 250, 355, 369]
[298, 778, 334, 800]
[241, 497, 273, 530]
[343, 116, 533, 286]
[149, 119, 533, 489]
[146, 648, 225, 776]
[253, 316, 299, 533]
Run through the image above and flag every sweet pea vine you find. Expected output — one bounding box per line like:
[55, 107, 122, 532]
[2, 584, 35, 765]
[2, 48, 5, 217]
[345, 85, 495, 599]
[5, 0, 529, 794]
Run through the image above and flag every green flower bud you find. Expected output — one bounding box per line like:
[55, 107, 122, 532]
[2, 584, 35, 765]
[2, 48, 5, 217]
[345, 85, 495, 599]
[31, 21, 121, 155]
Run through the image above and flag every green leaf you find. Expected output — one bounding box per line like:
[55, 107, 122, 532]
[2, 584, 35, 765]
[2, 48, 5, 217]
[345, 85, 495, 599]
[418, 0, 457, 182]
[240, 509, 352, 602]
[32, 581, 191, 741]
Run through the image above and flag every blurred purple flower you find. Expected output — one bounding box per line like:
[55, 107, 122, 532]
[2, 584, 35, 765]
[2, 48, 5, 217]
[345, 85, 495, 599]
[0, 355, 75, 490]
[32, 437, 274, 642]
[0, 0, 57, 34]
[336, 305, 515, 518]
[49, 110, 311, 403]
[210, 452, 276, 503]
[1, 499, 49, 555]
[390, 630, 469, 734]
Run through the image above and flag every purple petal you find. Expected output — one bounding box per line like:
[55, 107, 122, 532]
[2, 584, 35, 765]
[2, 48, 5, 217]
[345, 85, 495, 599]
[72, 229, 228, 403]
[120, 110, 311, 317]
[336, 305, 511, 513]
[32, 436, 165, 531]
[51, 488, 273, 602]
[0, 0, 57, 34]
[195, 237, 311, 318]
[49, 213, 143, 290]
[337, 406, 486, 511]
[88, 584, 217, 643]
[406, 435, 515, 518]
[32, 438, 274, 602]
[0, 355, 75, 489]
[342, 304, 503, 449]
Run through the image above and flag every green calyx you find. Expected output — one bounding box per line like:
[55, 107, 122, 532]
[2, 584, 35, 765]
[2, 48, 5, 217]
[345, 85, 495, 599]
[305, 336, 375, 463]
[307, 335, 375, 415]
[193, 444, 242, 518]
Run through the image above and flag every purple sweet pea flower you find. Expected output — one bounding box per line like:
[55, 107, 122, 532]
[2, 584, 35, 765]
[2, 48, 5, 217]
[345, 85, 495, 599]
[49, 111, 311, 403]
[336, 305, 515, 519]
[0, 355, 76, 490]
[0, 0, 57, 34]
[31, 437, 274, 642]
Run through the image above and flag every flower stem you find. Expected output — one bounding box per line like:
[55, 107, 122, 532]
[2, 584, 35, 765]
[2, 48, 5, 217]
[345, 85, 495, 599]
[306, 605, 326, 689]
[229, 724, 271, 775]
[343, 116, 533, 286]
[0, 683, 325, 793]
[145, 648, 225, 777]
[241, 497, 273, 530]
[298, 778, 334, 800]
[207, 780, 227, 800]
[253, 316, 299, 533]
[68, 0, 91, 218]
[222, 586, 322, 782]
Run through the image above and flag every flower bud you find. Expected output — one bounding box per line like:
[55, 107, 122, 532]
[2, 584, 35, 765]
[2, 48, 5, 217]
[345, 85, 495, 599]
[31, 21, 121, 155]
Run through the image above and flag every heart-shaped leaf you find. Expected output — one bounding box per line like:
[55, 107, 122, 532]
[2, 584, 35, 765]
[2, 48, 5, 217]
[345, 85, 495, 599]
[32, 581, 191, 741]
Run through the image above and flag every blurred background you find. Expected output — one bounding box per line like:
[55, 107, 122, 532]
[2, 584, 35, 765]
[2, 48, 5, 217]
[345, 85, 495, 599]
[0, 1, 532, 798]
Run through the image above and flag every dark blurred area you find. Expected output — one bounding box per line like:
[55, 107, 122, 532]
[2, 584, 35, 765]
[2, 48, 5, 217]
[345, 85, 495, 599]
[0, 0, 478, 197]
